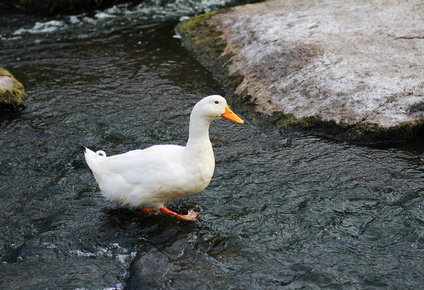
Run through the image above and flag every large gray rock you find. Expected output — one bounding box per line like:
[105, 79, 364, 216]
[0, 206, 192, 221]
[178, 0, 424, 141]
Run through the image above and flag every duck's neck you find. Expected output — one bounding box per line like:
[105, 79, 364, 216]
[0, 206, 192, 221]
[185, 117, 212, 150]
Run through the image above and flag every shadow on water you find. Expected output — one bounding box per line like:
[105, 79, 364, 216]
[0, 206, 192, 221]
[1, 1, 424, 289]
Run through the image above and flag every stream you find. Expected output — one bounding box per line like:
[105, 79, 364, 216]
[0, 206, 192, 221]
[1, 1, 424, 288]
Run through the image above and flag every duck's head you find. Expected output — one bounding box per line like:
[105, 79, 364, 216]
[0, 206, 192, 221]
[191, 95, 244, 124]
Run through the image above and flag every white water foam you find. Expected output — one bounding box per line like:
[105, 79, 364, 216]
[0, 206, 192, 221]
[13, 20, 65, 35]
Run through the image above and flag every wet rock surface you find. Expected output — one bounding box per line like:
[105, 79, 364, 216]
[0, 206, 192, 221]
[178, 0, 424, 141]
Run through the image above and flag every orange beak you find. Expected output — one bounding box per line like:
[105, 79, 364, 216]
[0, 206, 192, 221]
[221, 106, 244, 124]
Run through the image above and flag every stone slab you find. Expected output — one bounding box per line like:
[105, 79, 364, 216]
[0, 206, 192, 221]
[178, 1, 424, 141]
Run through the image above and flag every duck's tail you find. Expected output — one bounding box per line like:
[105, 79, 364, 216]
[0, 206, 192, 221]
[84, 147, 108, 182]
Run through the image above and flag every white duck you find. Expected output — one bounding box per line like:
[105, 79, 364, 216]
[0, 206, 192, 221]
[85, 95, 244, 221]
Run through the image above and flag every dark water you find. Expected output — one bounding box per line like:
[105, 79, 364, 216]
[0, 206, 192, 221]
[1, 2, 424, 288]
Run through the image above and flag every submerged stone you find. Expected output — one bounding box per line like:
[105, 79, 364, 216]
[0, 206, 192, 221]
[0, 68, 27, 112]
[177, 1, 424, 142]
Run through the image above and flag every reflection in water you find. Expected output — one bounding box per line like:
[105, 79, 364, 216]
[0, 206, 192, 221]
[1, 2, 424, 288]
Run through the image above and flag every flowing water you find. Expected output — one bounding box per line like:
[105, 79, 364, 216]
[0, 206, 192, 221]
[1, 1, 424, 288]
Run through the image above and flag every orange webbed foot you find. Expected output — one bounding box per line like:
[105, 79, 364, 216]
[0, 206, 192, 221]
[140, 208, 159, 216]
[160, 206, 200, 221]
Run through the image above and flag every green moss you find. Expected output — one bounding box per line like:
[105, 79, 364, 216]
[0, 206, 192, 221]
[176, 11, 228, 77]
[344, 121, 424, 143]
[270, 111, 424, 143]
[0, 68, 27, 112]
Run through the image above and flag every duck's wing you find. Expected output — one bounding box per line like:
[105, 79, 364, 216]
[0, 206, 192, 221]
[85, 145, 185, 185]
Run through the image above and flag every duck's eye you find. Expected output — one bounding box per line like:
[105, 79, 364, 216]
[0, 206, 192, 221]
[215, 101, 219, 104]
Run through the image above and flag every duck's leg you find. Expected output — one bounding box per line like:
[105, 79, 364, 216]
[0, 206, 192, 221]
[160, 206, 200, 221]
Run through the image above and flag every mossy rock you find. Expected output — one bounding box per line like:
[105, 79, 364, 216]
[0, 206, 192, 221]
[0, 68, 27, 112]
[176, 11, 230, 85]
[176, 11, 424, 143]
